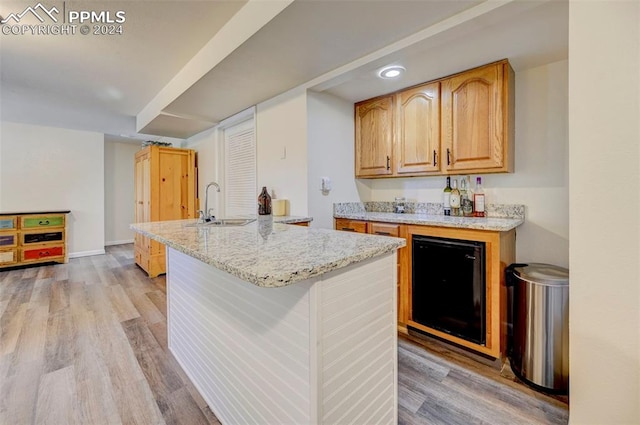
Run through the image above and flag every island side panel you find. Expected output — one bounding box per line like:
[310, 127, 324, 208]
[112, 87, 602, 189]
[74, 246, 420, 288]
[313, 252, 398, 425]
[166, 248, 313, 425]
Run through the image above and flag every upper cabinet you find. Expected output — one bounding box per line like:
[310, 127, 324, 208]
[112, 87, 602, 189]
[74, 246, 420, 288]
[396, 82, 440, 175]
[355, 59, 514, 178]
[355, 95, 394, 177]
[442, 61, 514, 173]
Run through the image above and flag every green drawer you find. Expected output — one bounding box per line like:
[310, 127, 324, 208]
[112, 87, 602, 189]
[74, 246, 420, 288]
[22, 216, 64, 228]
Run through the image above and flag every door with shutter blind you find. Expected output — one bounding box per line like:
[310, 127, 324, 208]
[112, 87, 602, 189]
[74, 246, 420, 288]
[223, 119, 257, 217]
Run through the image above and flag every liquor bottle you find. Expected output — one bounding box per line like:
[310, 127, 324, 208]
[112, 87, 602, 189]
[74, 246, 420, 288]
[258, 186, 272, 215]
[443, 177, 452, 216]
[473, 177, 485, 217]
[450, 178, 460, 216]
[461, 176, 473, 217]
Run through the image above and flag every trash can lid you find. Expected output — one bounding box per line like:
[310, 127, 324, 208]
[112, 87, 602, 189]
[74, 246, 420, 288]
[512, 263, 569, 287]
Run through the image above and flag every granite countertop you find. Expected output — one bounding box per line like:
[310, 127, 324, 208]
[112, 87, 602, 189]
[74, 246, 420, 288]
[272, 215, 313, 224]
[334, 209, 523, 232]
[130, 216, 405, 288]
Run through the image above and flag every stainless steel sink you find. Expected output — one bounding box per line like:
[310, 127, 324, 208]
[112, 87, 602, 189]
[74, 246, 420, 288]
[185, 218, 256, 227]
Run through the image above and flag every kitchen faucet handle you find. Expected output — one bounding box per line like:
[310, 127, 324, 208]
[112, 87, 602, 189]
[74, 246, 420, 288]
[197, 210, 205, 223]
[208, 208, 216, 221]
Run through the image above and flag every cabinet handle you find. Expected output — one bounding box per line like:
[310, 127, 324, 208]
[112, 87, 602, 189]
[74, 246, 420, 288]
[447, 148, 451, 165]
[40, 251, 50, 257]
[386, 156, 390, 171]
[375, 231, 392, 236]
[39, 220, 50, 225]
[341, 227, 356, 232]
[433, 150, 437, 166]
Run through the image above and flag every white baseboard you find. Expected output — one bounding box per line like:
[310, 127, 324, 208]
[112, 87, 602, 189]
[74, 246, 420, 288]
[68, 249, 106, 259]
[105, 239, 134, 246]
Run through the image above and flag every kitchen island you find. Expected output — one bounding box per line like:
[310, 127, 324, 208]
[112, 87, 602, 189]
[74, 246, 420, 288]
[131, 217, 405, 425]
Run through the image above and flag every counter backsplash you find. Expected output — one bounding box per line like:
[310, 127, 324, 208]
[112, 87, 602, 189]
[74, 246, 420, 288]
[334, 202, 525, 220]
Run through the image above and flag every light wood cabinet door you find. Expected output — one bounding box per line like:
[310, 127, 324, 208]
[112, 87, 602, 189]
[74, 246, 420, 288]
[395, 82, 440, 175]
[441, 61, 513, 173]
[355, 95, 394, 177]
[135, 153, 151, 224]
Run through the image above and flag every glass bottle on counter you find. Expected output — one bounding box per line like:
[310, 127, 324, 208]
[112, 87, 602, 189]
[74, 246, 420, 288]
[443, 177, 452, 216]
[450, 178, 460, 216]
[461, 176, 473, 217]
[258, 186, 272, 215]
[473, 177, 485, 217]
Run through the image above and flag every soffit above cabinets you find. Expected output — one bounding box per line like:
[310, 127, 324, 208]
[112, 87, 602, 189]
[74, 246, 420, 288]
[142, 0, 567, 139]
[140, 0, 482, 137]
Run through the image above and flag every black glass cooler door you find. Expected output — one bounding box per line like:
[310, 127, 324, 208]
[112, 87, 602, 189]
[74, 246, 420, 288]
[412, 235, 486, 345]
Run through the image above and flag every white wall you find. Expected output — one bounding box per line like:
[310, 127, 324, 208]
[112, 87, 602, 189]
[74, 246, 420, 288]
[569, 2, 639, 424]
[306, 91, 363, 229]
[184, 127, 220, 215]
[0, 121, 105, 256]
[104, 141, 139, 245]
[256, 88, 309, 216]
[360, 60, 569, 267]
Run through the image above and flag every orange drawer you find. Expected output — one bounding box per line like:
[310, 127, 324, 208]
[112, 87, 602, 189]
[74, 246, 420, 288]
[21, 245, 64, 261]
[369, 222, 400, 237]
[335, 219, 368, 233]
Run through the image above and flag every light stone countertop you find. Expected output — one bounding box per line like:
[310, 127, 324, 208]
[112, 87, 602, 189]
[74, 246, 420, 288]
[334, 211, 523, 232]
[130, 216, 405, 288]
[272, 215, 313, 224]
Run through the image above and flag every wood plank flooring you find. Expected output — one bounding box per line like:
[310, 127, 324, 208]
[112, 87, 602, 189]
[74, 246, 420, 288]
[0, 244, 568, 425]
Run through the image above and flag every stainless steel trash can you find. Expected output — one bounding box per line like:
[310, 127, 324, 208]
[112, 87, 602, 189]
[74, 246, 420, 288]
[506, 263, 569, 393]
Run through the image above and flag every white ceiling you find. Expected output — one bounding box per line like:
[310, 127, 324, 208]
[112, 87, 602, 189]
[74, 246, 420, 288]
[0, 0, 568, 142]
[0, 0, 246, 138]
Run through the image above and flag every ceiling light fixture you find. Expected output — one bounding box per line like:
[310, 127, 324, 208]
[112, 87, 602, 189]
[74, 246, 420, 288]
[378, 65, 406, 79]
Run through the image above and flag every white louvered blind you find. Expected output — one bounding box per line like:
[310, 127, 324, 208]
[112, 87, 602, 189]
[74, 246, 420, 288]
[223, 119, 256, 217]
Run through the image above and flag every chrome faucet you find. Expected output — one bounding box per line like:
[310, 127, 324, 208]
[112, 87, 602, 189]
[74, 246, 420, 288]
[202, 182, 221, 222]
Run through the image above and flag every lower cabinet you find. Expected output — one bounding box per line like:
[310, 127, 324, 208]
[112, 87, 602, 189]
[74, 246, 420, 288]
[335, 218, 516, 359]
[0, 212, 68, 269]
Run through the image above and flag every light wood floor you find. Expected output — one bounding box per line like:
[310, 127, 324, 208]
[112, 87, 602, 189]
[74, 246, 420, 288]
[1, 245, 568, 425]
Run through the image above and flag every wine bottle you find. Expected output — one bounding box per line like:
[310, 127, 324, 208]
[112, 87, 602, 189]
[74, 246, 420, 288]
[450, 179, 460, 216]
[258, 186, 272, 215]
[461, 176, 473, 217]
[473, 177, 485, 217]
[443, 177, 452, 216]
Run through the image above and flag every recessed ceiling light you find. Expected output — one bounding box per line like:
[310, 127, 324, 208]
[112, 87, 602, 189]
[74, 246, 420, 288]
[378, 65, 406, 79]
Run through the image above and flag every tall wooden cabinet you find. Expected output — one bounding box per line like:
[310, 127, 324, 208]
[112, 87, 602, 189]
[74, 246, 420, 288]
[134, 146, 197, 277]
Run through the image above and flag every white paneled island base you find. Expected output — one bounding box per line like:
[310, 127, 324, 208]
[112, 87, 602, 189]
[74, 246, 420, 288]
[167, 247, 398, 425]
